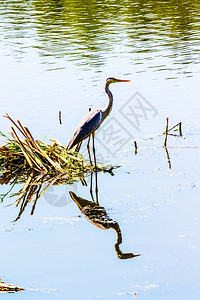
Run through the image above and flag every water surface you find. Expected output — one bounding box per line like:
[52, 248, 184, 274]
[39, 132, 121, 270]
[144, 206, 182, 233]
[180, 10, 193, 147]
[0, 0, 200, 299]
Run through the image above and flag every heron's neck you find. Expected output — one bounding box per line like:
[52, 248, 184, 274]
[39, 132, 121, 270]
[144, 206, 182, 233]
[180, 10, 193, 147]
[101, 82, 113, 122]
[111, 223, 122, 244]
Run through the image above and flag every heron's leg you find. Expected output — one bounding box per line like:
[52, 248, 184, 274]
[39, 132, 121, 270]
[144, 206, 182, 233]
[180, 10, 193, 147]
[87, 135, 93, 166]
[92, 132, 99, 204]
[92, 132, 97, 169]
[81, 178, 87, 186]
[90, 173, 95, 202]
[95, 171, 99, 205]
[75, 141, 82, 152]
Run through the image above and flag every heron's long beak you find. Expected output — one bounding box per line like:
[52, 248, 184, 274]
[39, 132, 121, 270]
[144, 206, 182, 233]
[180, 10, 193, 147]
[116, 79, 131, 82]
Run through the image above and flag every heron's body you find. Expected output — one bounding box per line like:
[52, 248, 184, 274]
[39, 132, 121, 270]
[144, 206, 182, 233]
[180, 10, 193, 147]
[69, 191, 117, 230]
[67, 109, 102, 150]
[66, 77, 130, 151]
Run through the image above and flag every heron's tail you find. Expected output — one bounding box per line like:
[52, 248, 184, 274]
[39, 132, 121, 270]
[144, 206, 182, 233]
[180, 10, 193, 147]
[69, 191, 96, 210]
[66, 139, 73, 151]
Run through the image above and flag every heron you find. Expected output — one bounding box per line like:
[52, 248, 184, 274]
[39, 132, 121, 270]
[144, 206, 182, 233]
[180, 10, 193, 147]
[66, 77, 130, 166]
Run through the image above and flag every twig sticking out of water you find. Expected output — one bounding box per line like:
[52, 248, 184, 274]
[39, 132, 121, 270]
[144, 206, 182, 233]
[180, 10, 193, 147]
[179, 122, 182, 137]
[134, 141, 138, 155]
[163, 118, 182, 147]
[164, 117, 169, 147]
[59, 111, 62, 125]
[165, 147, 172, 169]
[162, 117, 183, 168]
[163, 120, 182, 136]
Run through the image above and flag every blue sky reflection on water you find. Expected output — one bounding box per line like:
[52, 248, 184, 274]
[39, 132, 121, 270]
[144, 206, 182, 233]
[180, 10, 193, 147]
[0, 0, 200, 299]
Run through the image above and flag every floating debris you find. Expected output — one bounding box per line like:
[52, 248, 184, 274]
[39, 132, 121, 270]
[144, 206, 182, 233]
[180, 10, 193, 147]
[0, 279, 24, 293]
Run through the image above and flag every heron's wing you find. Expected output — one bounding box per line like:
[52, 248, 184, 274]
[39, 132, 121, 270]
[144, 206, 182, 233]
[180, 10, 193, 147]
[67, 109, 102, 150]
[69, 192, 115, 230]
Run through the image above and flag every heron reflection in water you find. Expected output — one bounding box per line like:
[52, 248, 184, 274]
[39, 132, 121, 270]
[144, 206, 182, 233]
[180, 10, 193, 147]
[69, 174, 141, 260]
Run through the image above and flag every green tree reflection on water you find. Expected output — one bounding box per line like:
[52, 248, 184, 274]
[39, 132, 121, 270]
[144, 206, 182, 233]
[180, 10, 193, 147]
[1, 0, 200, 67]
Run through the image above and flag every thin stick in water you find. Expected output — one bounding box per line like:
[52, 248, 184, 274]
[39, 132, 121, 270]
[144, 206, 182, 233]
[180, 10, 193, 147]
[162, 121, 182, 136]
[164, 117, 169, 147]
[134, 141, 137, 155]
[59, 111, 62, 125]
[165, 147, 172, 169]
[179, 122, 182, 137]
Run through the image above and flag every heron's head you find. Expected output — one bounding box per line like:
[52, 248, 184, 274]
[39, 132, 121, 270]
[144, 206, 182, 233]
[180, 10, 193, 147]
[106, 77, 131, 85]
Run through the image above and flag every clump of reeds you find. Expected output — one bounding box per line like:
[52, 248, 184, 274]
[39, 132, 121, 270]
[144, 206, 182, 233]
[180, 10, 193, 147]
[0, 114, 92, 183]
[0, 115, 116, 221]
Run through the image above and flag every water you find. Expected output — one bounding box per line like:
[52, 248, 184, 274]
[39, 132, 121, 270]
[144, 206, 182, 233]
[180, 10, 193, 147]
[0, 0, 200, 299]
